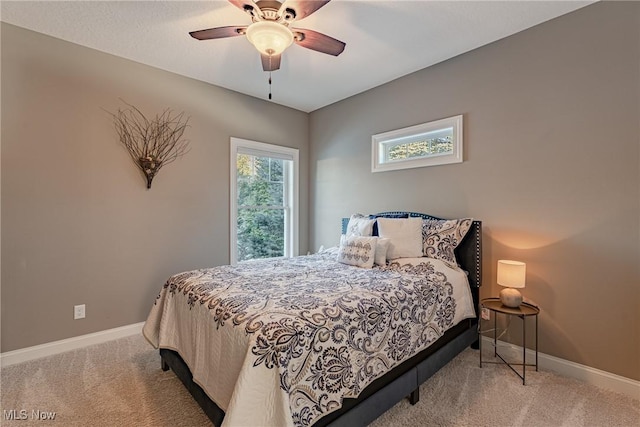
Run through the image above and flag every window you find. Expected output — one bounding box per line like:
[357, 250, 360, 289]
[372, 115, 463, 172]
[230, 138, 299, 264]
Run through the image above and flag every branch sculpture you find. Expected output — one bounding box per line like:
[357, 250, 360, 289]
[108, 101, 190, 189]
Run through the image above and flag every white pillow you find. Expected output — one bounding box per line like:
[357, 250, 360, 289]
[345, 214, 375, 237]
[337, 235, 377, 268]
[374, 238, 390, 266]
[376, 217, 423, 260]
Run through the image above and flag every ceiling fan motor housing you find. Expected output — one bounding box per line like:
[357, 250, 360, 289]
[253, 1, 293, 23]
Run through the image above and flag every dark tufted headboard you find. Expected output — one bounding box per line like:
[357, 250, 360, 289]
[341, 212, 482, 289]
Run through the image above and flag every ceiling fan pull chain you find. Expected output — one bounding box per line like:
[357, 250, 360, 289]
[268, 72, 272, 100]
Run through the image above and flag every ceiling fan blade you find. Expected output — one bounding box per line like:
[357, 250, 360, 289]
[228, 0, 259, 15]
[292, 28, 345, 56]
[189, 26, 247, 40]
[279, 0, 331, 21]
[261, 54, 281, 71]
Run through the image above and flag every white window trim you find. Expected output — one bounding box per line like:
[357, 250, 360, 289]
[371, 114, 463, 173]
[230, 137, 299, 265]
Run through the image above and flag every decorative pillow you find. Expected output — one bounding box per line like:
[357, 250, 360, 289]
[345, 213, 375, 237]
[337, 236, 377, 268]
[422, 218, 473, 265]
[374, 238, 390, 266]
[376, 217, 423, 260]
[369, 213, 409, 236]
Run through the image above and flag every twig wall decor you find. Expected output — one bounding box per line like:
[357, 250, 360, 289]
[108, 100, 190, 189]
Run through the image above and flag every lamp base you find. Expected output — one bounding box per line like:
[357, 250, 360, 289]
[499, 288, 523, 308]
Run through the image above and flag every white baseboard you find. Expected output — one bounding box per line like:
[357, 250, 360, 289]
[0, 322, 145, 368]
[2, 324, 637, 401]
[481, 336, 640, 400]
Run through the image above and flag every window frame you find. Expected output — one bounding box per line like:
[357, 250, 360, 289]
[371, 115, 463, 173]
[230, 137, 299, 265]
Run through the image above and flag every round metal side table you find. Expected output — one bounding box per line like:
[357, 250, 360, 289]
[479, 297, 539, 385]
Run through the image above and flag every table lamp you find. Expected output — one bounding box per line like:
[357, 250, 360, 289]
[497, 260, 526, 308]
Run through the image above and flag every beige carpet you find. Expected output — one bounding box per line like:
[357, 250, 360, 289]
[1, 334, 638, 426]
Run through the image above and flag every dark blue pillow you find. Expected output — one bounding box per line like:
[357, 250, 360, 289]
[369, 213, 409, 236]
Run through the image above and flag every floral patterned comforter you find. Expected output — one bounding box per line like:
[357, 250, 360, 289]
[143, 250, 475, 427]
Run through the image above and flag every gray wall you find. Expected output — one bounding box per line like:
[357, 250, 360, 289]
[1, 23, 309, 352]
[309, 2, 639, 380]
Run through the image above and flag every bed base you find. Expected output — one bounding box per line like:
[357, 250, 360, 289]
[160, 349, 225, 426]
[319, 323, 478, 427]
[159, 319, 478, 427]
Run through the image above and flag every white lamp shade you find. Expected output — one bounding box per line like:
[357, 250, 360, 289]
[246, 21, 294, 56]
[497, 260, 526, 289]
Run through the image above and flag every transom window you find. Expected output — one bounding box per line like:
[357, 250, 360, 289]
[372, 115, 463, 172]
[383, 128, 453, 161]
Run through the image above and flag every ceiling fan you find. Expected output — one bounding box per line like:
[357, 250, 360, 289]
[189, 0, 346, 72]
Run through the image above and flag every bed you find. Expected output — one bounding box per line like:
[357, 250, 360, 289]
[143, 211, 482, 426]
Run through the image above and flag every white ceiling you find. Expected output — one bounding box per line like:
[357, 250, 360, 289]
[1, 1, 594, 112]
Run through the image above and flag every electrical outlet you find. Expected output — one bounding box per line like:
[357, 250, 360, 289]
[74, 304, 85, 320]
[481, 307, 490, 321]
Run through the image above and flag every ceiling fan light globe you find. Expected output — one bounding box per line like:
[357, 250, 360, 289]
[246, 21, 293, 56]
